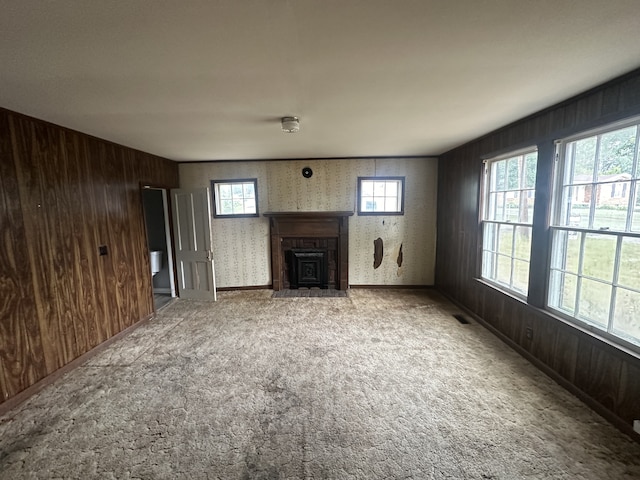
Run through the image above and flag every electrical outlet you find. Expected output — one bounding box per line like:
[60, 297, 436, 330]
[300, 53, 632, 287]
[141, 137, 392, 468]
[634, 420, 640, 434]
[525, 327, 533, 340]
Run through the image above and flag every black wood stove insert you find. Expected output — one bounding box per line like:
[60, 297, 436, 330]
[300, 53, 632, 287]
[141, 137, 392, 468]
[288, 248, 328, 289]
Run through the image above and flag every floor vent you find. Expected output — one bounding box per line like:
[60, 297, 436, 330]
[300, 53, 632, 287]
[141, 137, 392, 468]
[453, 314, 470, 324]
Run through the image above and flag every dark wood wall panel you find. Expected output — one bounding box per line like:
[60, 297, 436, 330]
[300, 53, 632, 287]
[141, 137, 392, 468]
[0, 112, 48, 402]
[436, 68, 640, 433]
[0, 108, 179, 407]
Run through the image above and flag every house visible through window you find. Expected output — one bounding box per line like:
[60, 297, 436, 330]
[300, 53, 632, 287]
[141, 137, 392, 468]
[357, 177, 405, 215]
[481, 149, 538, 296]
[211, 179, 258, 217]
[548, 120, 640, 348]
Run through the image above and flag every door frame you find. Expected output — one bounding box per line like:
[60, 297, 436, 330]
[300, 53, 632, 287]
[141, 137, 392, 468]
[141, 183, 178, 302]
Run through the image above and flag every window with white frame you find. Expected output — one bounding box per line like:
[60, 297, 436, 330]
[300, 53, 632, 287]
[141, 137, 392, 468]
[548, 120, 640, 348]
[357, 177, 405, 215]
[211, 179, 258, 217]
[481, 149, 538, 295]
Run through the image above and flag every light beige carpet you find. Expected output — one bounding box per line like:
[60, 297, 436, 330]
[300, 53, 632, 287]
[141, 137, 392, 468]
[1, 289, 639, 479]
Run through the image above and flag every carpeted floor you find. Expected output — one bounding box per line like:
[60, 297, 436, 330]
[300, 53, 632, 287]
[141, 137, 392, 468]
[1, 289, 639, 479]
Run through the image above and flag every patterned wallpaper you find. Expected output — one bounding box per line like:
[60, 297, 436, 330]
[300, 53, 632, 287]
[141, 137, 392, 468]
[179, 158, 437, 288]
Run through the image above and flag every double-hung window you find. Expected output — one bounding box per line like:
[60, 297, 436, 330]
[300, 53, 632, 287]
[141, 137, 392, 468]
[481, 149, 538, 296]
[548, 120, 640, 348]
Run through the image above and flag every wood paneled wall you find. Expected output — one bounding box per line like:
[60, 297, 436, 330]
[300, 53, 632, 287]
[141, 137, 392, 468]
[436, 68, 640, 436]
[0, 108, 178, 406]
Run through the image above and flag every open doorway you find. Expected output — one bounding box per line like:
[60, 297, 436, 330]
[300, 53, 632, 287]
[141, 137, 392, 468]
[142, 186, 176, 310]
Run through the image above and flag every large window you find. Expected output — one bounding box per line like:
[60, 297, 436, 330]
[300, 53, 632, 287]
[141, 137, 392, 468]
[549, 120, 640, 348]
[211, 179, 258, 218]
[357, 177, 405, 215]
[481, 149, 538, 296]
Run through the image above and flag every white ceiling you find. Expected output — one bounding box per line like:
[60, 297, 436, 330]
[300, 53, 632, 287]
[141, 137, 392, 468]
[1, 1, 640, 162]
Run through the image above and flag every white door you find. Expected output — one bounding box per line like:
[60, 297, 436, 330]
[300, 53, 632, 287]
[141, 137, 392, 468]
[171, 188, 217, 301]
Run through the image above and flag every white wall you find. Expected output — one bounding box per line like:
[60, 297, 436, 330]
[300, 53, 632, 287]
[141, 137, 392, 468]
[179, 157, 437, 288]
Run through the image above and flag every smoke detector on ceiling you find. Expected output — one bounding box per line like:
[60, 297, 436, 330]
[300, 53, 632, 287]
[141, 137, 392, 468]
[281, 116, 300, 133]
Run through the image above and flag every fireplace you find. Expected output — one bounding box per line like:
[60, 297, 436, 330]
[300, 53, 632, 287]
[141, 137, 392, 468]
[263, 212, 353, 291]
[288, 249, 328, 289]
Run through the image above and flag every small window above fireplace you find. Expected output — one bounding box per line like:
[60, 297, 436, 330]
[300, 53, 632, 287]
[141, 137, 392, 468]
[357, 177, 405, 215]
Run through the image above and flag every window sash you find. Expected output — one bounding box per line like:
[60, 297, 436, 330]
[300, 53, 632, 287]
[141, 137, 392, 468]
[481, 221, 532, 296]
[549, 119, 640, 349]
[357, 177, 405, 215]
[211, 179, 259, 217]
[480, 148, 537, 297]
[548, 228, 640, 349]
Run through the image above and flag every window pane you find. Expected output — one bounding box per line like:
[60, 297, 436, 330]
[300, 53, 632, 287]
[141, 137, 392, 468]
[582, 233, 616, 281]
[496, 254, 512, 285]
[373, 181, 386, 196]
[483, 222, 498, 253]
[490, 192, 505, 221]
[524, 153, 537, 188]
[598, 126, 636, 179]
[632, 189, 640, 232]
[560, 186, 589, 227]
[505, 191, 520, 222]
[506, 157, 520, 189]
[578, 278, 611, 328]
[549, 270, 577, 316]
[231, 185, 244, 198]
[361, 197, 374, 212]
[507, 190, 534, 224]
[244, 198, 256, 213]
[482, 250, 496, 280]
[384, 197, 398, 211]
[221, 200, 233, 214]
[618, 237, 640, 289]
[243, 183, 255, 198]
[219, 184, 232, 199]
[613, 288, 640, 345]
[569, 137, 597, 184]
[232, 199, 244, 213]
[512, 259, 529, 294]
[361, 181, 374, 196]
[593, 183, 629, 231]
[550, 230, 578, 273]
[523, 189, 535, 223]
[513, 226, 532, 261]
[386, 181, 398, 197]
[498, 224, 514, 256]
[494, 160, 506, 190]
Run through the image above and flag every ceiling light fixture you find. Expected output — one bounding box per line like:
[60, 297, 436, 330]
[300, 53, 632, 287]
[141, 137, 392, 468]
[281, 116, 300, 133]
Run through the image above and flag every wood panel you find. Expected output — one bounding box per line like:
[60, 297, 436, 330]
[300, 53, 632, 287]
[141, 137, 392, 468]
[0, 107, 179, 407]
[436, 67, 640, 432]
[0, 112, 48, 402]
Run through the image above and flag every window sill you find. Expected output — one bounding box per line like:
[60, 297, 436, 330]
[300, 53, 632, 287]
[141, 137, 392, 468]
[475, 277, 528, 304]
